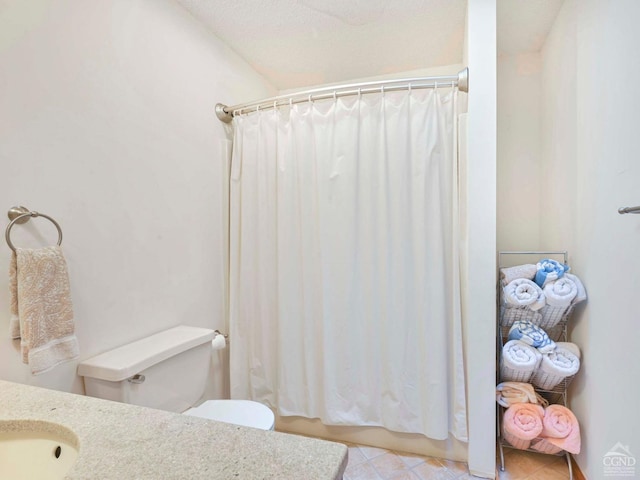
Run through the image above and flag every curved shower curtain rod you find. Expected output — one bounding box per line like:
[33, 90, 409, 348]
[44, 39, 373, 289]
[215, 68, 469, 123]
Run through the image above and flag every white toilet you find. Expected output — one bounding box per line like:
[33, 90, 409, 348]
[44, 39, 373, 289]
[77, 325, 275, 430]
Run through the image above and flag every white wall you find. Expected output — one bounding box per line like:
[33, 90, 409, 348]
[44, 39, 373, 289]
[540, 1, 578, 253]
[465, 0, 496, 477]
[541, 0, 640, 477]
[0, 0, 274, 394]
[497, 53, 542, 251]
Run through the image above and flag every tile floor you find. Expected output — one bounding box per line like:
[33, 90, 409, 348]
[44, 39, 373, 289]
[496, 448, 572, 480]
[341, 443, 572, 480]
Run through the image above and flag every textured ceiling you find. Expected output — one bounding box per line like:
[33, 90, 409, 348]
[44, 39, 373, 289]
[176, 0, 466, 89]
[176, 0, 565, 90]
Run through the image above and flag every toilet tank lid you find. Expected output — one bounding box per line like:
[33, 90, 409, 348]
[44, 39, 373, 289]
[77, 326, 215, 382]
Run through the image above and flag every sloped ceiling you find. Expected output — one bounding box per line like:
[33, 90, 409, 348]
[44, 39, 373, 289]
[497, 0, 565, 55]
[176, 0, 565, 90]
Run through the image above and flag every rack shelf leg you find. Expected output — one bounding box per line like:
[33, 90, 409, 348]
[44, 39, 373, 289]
[496, 405, 506, 472]
[566, 453, 573, 480]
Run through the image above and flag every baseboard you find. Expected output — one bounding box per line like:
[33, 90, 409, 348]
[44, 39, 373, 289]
[468, 468, 496, 479]
[571, 456, 587, 480]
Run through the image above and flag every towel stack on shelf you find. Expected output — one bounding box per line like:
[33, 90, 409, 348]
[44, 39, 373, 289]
[497, 256, 585, 464]
[496, 387, 581, 455]
[500, 259, 587, 329]
[499, 258, 585, 390]
[500, 321, 581, 389]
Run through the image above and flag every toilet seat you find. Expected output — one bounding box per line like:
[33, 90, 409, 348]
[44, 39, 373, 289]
[184, 400, 275, 431]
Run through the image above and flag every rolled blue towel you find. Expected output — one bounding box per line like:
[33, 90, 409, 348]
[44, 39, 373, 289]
[534, 259, 570, 287]
[508, 320, 556, 354]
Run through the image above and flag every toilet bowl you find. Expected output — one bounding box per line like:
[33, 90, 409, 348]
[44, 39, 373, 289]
[77, 326, 275, 431]
[185, 400, 275, 430]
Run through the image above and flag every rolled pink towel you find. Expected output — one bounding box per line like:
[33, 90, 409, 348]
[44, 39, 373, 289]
[531, 438, 564, 454]
[541, 404, 581, 454]
[502, 403, 544, 450]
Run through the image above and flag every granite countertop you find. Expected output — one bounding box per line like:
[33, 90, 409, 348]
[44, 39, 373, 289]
[0, 380, 348, 479]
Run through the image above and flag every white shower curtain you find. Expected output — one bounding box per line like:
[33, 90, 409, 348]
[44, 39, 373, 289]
[229, 87, 467, 441]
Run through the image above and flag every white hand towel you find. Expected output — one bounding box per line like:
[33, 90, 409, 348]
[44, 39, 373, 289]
[10, 246, 79, 375]
[543, 277, 577, 307]
[500, 264, 537, 285]
[8, 253, 20, 339]
[503, 279, 546, 311]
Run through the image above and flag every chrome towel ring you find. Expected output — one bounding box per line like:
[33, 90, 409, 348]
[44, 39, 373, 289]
[5, 206, 63, 252]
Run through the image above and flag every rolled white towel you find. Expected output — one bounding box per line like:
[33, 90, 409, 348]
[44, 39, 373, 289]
[503, 279, 546, 311]
[531, 346, 580, 390]
[556, 342, 581, 359]
[500, 264, 537, 285]
[501, 340, 542, 383]
[565, 273, 587, 304]
[543, 277, 577, 307]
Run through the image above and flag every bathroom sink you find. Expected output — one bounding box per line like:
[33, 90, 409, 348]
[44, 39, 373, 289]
[0, 419, 79, 480]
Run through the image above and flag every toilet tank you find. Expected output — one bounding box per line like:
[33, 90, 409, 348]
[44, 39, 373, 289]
[77, 326, 215, 413]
